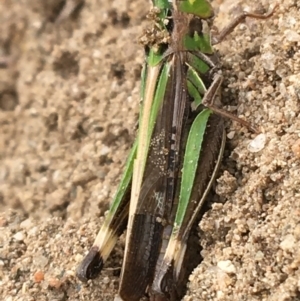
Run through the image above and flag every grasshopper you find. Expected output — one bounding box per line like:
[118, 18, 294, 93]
[77, 1, 277, 300]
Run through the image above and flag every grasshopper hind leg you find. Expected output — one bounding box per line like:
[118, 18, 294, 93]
[202, 73, 259, 132]
[211, 4, 278, 45]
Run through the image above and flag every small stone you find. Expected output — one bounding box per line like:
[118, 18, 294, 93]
[28, 226, 38, 236]
[254, 251, 264, 261]
[291, 139, 300, 158]
[217, 290, 225, 299]
[34, 270, 44, 283]
[0, 216, 8, 227]
[75, 253, 83, 262]
[48, 277, 62, 289]
[227, 131, 235, 139]
[294, 224, 300, 239]
[284, 29, 300, 42]
[248, 133, 266, 153]
[261, 52, 276, 71]
[33, 255, 49, 268]
[20, 219, 33, 230]
[100, 145, 111, 156]
[217, 260, 236, 274]
[280, 234, 295, 251]
[13, 231, 25, 241]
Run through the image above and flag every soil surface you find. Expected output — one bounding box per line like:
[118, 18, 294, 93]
[1, 0, 300, 300]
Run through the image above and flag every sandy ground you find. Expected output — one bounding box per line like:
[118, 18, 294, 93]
[0, 0, 300, 300]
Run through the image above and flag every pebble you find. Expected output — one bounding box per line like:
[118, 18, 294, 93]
[248, 133, 266, 153]
[217, 260, 236, 274]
